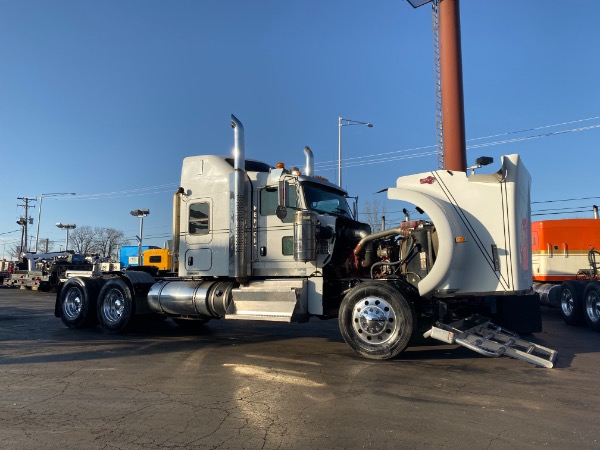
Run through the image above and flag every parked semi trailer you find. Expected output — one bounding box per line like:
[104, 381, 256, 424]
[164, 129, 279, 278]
[55, 116, 556, 367]
[4, 252, 91, 291]
[532, 217, 600, 331]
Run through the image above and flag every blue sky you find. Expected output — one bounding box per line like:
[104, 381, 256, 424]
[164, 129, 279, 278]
[1, 0, 599, 256]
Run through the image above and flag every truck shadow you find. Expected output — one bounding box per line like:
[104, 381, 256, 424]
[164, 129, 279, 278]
[0, 292, 595, 369]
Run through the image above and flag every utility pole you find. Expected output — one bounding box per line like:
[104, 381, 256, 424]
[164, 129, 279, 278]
[17, 197, 36, 253]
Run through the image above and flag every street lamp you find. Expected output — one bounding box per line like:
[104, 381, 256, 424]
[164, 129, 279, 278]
[35, 192, 76, 253]
[55, 223, 76, 251]
[338, 116, 373, 188]
[130, 209, 150, 266]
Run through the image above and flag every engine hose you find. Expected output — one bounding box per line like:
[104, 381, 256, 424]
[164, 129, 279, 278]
[370, 259, 403, 279]
[370, 241, 417, 279]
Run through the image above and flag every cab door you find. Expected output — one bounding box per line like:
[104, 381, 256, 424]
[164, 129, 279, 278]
[254, 181, 299, 275]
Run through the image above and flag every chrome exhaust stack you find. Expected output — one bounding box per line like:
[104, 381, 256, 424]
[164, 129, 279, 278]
[304, 146, 314, 177]
[172, 187, 185, 273]
[231, 114, 247, 282]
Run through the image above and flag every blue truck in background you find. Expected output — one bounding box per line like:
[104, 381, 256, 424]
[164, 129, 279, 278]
[119, 245, 159, 268]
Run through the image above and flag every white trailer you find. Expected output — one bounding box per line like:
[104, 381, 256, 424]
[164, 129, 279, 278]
[55, 116, 556, 367]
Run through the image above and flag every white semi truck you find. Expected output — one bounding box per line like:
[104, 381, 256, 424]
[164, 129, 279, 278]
[55, 116, 556, 367]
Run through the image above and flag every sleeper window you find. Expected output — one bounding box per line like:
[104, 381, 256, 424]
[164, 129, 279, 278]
[189, 202, 209, 235]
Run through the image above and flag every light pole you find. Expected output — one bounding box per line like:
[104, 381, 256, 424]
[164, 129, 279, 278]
[35, 192, 76, 253]
[56, 223, 76, 251]
[338, 116, 373, 188]
[130, 209, 150, 266]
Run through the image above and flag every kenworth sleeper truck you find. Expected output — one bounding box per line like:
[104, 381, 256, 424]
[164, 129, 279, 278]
[55, 116, 556, 367]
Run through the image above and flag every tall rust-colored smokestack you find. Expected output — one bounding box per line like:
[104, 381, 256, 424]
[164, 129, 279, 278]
[439, 0, 467, 172]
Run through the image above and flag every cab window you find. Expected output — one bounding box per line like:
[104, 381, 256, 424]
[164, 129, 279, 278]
[260, 185, 297, 222]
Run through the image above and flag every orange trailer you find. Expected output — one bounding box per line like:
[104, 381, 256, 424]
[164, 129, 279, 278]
[532, 218, 600, 331]
[532, 219, 600, 282]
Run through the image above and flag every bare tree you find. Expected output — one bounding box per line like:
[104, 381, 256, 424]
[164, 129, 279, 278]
[362, 199, 388, 233]
[93, 227, 125, 259]
[7, 243, 24, 260]
[69, 226, 95, 255]
[38, 238, 56, 253]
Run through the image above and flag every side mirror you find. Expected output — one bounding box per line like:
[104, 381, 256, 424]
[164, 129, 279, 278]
[475, 156, 493, 166]
[277, 179, 288, 220]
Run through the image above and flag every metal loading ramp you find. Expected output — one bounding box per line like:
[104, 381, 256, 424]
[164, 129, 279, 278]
[424, 315, 558, 368]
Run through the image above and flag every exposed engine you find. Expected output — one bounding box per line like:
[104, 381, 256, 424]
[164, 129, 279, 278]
[350, 220, 437, 287]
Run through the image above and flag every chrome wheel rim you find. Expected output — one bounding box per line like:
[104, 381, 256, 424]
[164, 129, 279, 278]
[585, 290, 600, 323]
[561, 290, 574, 317]
[63, 287, 83, 320]
[102, 288, 125, 324]
[351, 296, 398, 345]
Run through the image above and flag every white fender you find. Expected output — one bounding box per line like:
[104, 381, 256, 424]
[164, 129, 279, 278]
[388, 154, 532, 297]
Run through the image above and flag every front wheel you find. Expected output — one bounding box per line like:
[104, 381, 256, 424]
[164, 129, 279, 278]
[339, 281, 415, 360]
[97, 278, 135, 333]
[582, 282, 600, 331]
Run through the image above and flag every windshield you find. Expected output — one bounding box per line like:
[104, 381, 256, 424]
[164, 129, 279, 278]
[302, 182, 353, 217]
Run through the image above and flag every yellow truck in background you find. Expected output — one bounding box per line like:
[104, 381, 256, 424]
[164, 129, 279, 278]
[144, 248, 176, 272]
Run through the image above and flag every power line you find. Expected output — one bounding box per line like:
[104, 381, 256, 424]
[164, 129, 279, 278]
[533, 206, 595, 213]
[37, 116, 597, 201]
[532, 196, 600, 205]
[467, 115, 600, 143]
[312, 115, 600, 170]
[0, 230, 20, 236]
[315, 123, 600, 171]
[66, 183, 178, 200]
[532, 210, 595, 217]
[466, 124, 600, 150]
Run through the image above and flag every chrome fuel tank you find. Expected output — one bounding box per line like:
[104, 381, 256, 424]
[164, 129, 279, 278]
[148, 280, 234, 317]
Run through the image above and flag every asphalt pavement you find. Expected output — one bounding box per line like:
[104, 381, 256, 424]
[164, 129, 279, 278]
[0, 287, 598, 449]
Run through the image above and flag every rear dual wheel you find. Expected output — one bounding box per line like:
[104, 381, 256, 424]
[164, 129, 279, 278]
[339, 281, 415, 360]
[559, 281, 584, 326]
[58, 278, 100, 328]
[582, 282, 600, 332]
[97, 278, 135, 333]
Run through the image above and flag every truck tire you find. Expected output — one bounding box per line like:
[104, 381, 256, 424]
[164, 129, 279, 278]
[582, 282, 600, 331]
[58, 278, 100, 329]
[97, 278, 135, 333]
[339, 281, 415, 360]
[559, 281, 584, 326]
